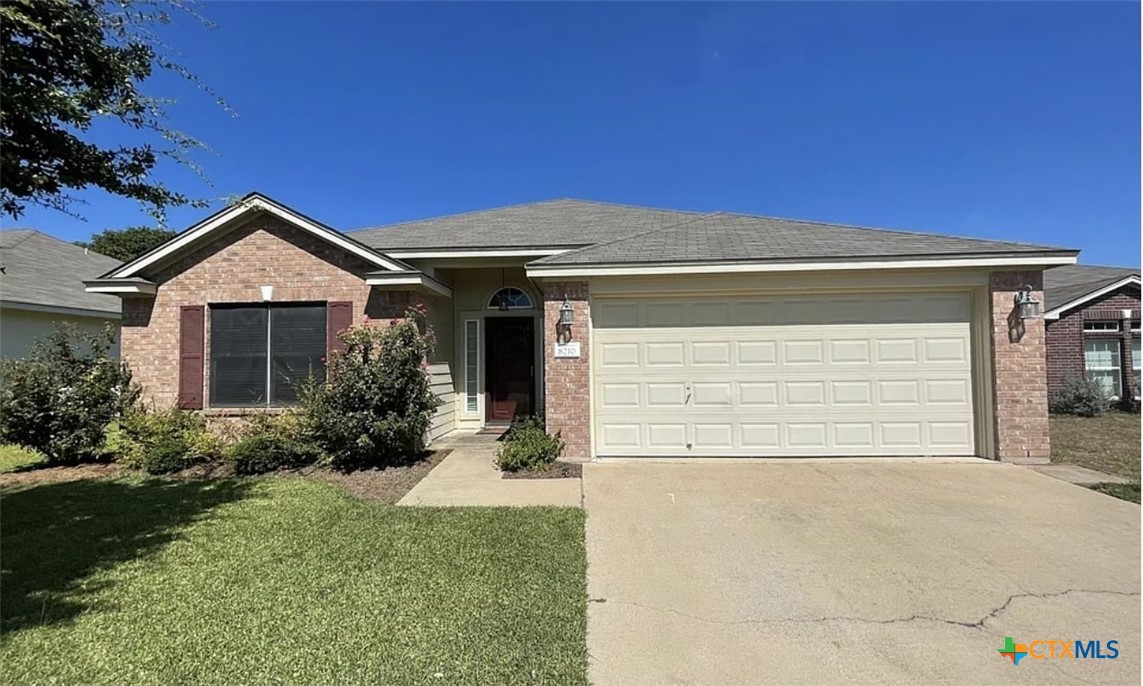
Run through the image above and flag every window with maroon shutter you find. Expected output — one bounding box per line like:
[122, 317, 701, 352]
[178, 306, 205, 409]
[208, 303, 327, 407]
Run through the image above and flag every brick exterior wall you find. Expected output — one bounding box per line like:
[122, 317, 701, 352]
[1045, 288, 1140, 402]
[989, 270, 1050, 460]
[122, 212, 413, 409]
[542, 281, 591, 460]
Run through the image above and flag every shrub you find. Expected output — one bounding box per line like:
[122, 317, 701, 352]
[300, 307, 440, 471]
[0, 324, 139, 464]
[497, 425, 564, 472]
[228, 412, 322, 475]
[119, 406, 221, 474]
[1049, 375, 1112, 417]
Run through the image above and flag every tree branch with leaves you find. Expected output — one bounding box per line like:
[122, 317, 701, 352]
[0, 0, 231, 221]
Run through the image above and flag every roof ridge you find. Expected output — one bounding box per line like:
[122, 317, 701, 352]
[716, 211, 1066, 250]
[530, 211, 724, 265]
[348, 198, 575, 234]
[549, 197, 707, 216]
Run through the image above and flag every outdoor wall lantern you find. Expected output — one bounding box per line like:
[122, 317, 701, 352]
[558, 296, 574, 339]
[1013, 286, 1041, 320]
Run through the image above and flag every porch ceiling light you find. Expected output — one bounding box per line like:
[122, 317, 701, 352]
[1013, 285, 1041, 320]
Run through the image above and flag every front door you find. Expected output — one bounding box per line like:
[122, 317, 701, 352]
[485, 317, 535, 423]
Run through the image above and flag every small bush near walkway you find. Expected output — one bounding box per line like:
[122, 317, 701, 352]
[301, 309, 440, 471]
[497, 417, 564, 472]
[1049, 375, 1112, 417]
[0, 325, 138, 464]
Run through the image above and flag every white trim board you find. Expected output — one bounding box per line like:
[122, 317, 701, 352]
[363, 273, 453, 298]
[1043, 275, 1142, 320]
[1, 300, 122, 319]
[84, 283, 158, 295]
[528, 254, 1077, 279]
[108, 194, 408, 279]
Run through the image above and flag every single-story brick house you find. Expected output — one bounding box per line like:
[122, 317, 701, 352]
[86, 193, 1079, 461]
[1043, 264, 1141, 403]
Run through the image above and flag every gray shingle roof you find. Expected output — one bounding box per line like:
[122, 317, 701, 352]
[1043, 264, 1139, 312]
[532, 211, 1076, 266]
[350, 199, 698, 251]
[0, 230, 122, 315]
[349, 198, 1075, 264]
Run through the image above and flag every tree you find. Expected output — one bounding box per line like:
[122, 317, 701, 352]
[81, 225, 178, 262]
[0, 0, 228, 220]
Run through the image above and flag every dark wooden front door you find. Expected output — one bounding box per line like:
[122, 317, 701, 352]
[485, 317, 535, 423]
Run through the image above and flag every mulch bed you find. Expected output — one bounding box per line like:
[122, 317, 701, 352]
[0, 450, 452, 506]
[298, 450, 451, 504]
[502, 461, 582, 480]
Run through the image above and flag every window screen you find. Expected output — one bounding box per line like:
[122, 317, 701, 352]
[210, 304, 326, 407]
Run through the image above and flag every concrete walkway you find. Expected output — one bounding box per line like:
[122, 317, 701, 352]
[1028, 463, 1133, 485]
[397, 432, 582, 507]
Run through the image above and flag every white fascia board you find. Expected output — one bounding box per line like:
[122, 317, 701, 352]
[2, 301, 122, 319]
[364, 273, 453, 298]
[1043, 275, 1142, 320]
[527, 254, 1078, 279]
[385, 248, 569, 259]
[109, 196, 406, 278]
[84, 283, 158, 295]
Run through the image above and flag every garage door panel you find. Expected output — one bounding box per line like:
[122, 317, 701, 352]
[593, 293, 975, 457]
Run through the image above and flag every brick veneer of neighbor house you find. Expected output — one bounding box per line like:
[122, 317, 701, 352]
[1045, 289, 1141, 402]
[989, 270, 1050, 460]
[121, 213, 414, 410]
[542, 281, 591, 461]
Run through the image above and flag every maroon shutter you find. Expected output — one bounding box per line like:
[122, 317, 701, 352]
[327, 301, 353, 360]
[178, 306, 205, 409]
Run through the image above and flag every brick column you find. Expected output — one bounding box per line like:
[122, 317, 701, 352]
[542, 281, 591, 461]
[989, 270, 1050, 461]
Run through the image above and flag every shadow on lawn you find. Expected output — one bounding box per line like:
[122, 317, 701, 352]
[1, 478, 253, 633]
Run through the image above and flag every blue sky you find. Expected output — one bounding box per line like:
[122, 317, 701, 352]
[10, 2, 1140, 265]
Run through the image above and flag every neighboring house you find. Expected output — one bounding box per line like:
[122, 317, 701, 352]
[1043, 264, 1141, 403]
[86, 193, 1078, 460]
[1, 229, 122, 359]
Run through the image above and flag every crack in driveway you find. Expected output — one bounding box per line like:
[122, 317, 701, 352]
[590, 589, 1140, 632]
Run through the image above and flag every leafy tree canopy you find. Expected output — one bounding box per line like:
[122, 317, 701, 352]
[80, 225, 178, 262]
[0, 0, 228, 221]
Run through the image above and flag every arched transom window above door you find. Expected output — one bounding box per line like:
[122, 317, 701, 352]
[488, 287, 534, 311]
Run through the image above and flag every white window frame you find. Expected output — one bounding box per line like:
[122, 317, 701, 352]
[1084, 339, 1122, 400]
[464, 319, 480, 414]
[487, 287, 534, 311]
[1133, 337, 1141, 399]
[1083, 321, 1120, 332]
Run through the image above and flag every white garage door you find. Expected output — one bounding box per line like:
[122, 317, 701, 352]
[592, 292, 976, 457]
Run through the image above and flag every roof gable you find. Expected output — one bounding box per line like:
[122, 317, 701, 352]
[106, 193, 411, 280]
[1043, 264, 1140, 317]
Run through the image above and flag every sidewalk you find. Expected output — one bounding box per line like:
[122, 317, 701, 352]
[398, 431, 583, 507]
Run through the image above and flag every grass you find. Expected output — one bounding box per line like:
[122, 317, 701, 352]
[1050, 412, 1141, 479]
[0, 478, 587, 685]
[0, 444, 44, 473]
[1050, 412, 1141, 503]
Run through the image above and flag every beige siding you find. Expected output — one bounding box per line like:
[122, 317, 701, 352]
[1, 308, 120, 359]
[427, 361, 456, 442]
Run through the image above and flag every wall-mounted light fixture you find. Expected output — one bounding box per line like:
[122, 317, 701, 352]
[558, 296, 574, 340]
[1013, 285, 1041, 320]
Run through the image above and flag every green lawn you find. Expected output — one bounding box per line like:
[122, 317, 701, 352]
[0, 478, 587, 685]
[1051, 412, 1141, 503]
[0, 444, 44, 473]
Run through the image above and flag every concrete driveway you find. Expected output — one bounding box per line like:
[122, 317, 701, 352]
[584, 461, 1140, 685]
